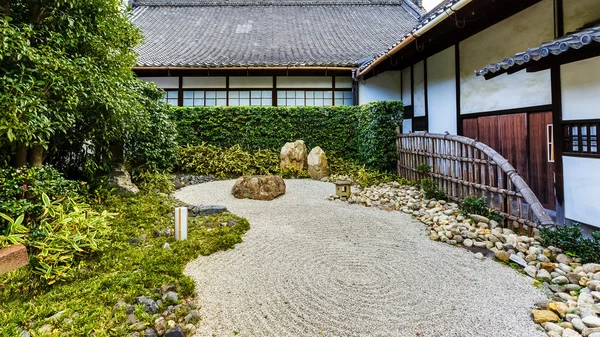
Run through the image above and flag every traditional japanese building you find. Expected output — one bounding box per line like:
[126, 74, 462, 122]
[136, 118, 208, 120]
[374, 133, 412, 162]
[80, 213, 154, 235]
[130, 0, 424, 107]
[359, 0, 600, 229]
[132, 0, 600, 228]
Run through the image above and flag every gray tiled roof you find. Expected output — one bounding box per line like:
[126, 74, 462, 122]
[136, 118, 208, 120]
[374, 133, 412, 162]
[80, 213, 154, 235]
[357, 0, 458, 71]
[131, 1, 422, 67]
[475, 22, 600, 77]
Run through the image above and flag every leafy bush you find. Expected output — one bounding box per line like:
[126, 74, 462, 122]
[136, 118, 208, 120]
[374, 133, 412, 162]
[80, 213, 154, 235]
[1, 193, 114, 285]
[416, 163, 432, 176]
[460, 196, 502, 222]
[0, 166, 88, 229]
[131, 170, 175, 194]
[539, 225, 600, 264]
[169, 101, 403, 171]
[176, 144, 280, 179]
[420, 179, 447, 200]
[329, 156, 410, 187]
[356, 101, 404, 171]
[170, 105, 360, 158]
[0, 192, 250, 336]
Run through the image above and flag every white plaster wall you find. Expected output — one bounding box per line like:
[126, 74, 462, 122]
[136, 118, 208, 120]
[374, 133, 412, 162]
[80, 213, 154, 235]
[401, 68, 412, 106]
[138, 77, 179, 89]
[459, 0, 553, 114]
[229, 77, 273, 88]
[563, 0, 600, 33]
[335, 77, 353, 88]
[413, 61, 425, 117]
[563, 156, 600, 227]
[276, 76, 332, 88]
[358, 71, 402, 104]
[427, 46, 457, 134]
[561, 56, 600, 121]
[182, 77, 226, 88]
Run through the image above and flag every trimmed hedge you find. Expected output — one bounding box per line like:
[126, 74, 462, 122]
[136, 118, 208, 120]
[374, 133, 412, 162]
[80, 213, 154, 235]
[169, 101, 403, 171]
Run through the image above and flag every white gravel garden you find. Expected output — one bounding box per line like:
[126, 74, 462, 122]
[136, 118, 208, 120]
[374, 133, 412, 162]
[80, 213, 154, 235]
[332, 180, 600, 337]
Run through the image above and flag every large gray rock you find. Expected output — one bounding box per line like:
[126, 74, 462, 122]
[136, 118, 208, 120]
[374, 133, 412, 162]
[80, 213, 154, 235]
[165, 327, 185, 337]
[307, 146, 329, 180]
[280, 140, 308, 171]
[232, 176, 286, 201]
[105, 164, 139, 196]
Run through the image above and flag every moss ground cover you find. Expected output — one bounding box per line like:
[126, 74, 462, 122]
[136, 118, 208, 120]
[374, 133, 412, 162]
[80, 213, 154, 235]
[0, 191, 249, 336]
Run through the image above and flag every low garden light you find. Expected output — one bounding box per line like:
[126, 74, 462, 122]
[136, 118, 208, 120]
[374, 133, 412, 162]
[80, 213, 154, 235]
[334, 180, 352, 200]
[174, 206, 188, 241]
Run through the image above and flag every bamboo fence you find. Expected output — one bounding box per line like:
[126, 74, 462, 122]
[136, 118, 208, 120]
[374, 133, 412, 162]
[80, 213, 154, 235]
[397, 132, 555, 230]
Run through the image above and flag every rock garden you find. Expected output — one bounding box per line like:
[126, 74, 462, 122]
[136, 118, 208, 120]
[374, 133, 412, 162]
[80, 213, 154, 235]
[331, 181, 600, 337]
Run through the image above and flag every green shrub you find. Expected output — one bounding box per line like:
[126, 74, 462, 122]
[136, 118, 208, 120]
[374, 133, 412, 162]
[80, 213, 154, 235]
[416, 163, 431, 176]
[170, 105, 360, 158]
[420, 178, 447, 200]
[329, 156, 411, 187]
[169, 101, 402, 171]
[1, 193, 113, 285]
[539, 225, 600, 264]
[460, 196, 502, 222]
[176, 143, 280, 179]
[0, 192, 251, 336]
[131, 169, 174, 194]
[356, 101, 403, 171]
[0, 166, 88, 230]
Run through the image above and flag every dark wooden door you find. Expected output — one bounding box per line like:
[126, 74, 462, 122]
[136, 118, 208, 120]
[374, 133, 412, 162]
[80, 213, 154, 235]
[462, 112, 555, 210]
[528, 112, 555, 210]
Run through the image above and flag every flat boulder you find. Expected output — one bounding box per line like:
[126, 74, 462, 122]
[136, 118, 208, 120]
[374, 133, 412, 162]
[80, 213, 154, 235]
[189, 205, 228, 216]
[280, 140, 308, 171]
[231, 176, 286, 201]
[307, 146, 329, 180]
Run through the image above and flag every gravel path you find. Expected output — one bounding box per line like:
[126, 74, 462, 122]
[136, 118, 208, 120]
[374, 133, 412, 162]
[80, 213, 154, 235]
[175, 179, 546, 337]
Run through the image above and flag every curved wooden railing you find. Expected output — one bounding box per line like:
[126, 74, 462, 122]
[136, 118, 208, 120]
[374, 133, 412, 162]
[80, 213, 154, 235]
[397, 132, 554, 229]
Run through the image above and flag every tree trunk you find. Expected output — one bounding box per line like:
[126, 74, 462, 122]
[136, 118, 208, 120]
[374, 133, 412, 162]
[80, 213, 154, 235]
[109, 142, 125, 170]
[13, 143, 28, 168]
[28, 144, 44, 168]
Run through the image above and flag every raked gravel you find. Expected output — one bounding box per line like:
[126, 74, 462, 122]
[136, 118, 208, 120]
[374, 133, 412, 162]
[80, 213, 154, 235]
[175, 179, 547, 337]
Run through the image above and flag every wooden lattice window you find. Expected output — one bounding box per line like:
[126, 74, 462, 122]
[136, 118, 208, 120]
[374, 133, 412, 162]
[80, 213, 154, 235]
[564, 121, 599, 157]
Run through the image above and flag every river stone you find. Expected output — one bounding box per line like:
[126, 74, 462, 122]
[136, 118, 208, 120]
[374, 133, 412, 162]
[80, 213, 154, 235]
[573, 318, 587, 332]
[280, 140, 308, 171]
[545, 322, 564, 334]
[583, 264, 600, 274]
[549, 302, 569, 318]
[553, 276, 569, 284]
[189, 205, 228, 216]
[510, 254, 528, 268]
[231, 176, 286, 201]
[470, 214, 489, 223]
[583, 316, 600, 328]
[532, 309, 559, 324]
[563, 328, 583, 337]
[524, 266, 537, 278]
[307, 146, 329, 180]
[556, 254, 573, 265]
[495, 250, 510, 263]
[538, 269, 552, 281]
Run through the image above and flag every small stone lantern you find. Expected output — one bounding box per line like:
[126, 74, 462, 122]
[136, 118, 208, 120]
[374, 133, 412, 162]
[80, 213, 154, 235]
[334, 180, 352, 200]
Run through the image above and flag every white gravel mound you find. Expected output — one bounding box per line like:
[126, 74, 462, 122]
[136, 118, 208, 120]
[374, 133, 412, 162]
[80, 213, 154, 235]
[175, 179, 546, 337]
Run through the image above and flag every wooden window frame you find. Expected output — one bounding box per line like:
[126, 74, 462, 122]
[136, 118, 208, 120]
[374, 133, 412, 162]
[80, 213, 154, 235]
[563, 119, 600, 158]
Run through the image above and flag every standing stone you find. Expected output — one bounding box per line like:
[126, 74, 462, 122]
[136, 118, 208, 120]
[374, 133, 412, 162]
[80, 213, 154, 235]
[231, 176, 286, 201]
[105, 163, 139, 196]
[280, 140, 308, 171]
[307, 147, 329, 180]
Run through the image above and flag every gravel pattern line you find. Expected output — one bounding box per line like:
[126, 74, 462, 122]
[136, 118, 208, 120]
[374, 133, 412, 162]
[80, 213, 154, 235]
[175, 179, 547, 337]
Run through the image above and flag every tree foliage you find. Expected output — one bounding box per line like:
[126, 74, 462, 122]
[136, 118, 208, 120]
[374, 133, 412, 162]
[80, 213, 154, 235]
[0, 0, 176, 173]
